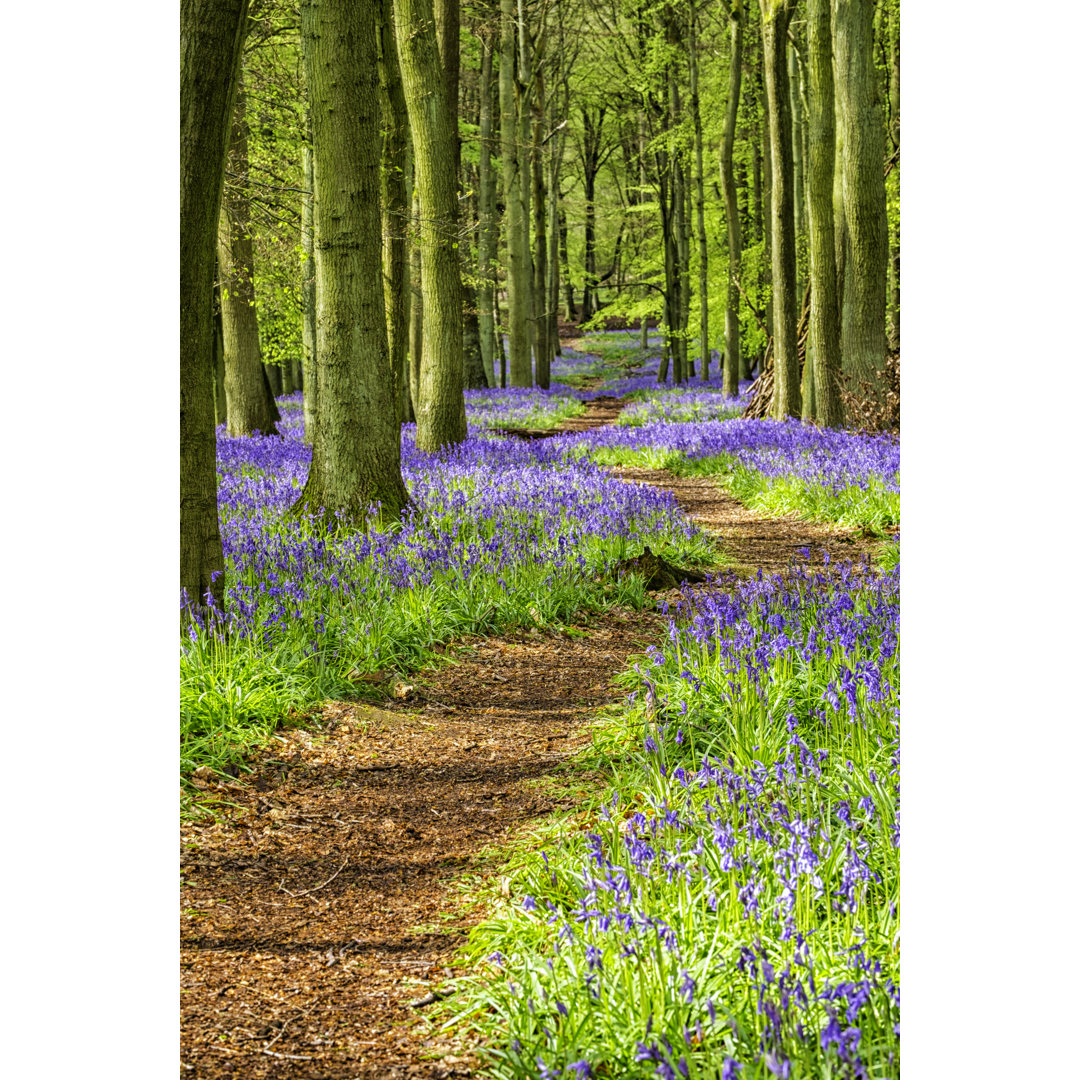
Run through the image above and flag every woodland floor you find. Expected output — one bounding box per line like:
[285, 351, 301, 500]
[180, 394, 889, 1079]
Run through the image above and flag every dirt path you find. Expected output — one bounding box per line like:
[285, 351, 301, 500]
[181, 402, 885, 1078]
[607, 466, 884, 576]
[181, 611, 664, 1079]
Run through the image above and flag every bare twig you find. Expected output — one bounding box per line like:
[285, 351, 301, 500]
[278, 857, 349, 898]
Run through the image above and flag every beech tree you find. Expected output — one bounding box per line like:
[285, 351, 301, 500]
[292, 0, 410, 523]
[394, 0, 469, 448]
[805, 0, 842, 425]
[218, 76, 281, 437]
[760, 0, 800, 417]
[719, 0, 744, 398]
[500, 0, 532, 386]
[834, 0, 889, 397]
[180, 0, 250, 618]
[376, 0, 411, 424]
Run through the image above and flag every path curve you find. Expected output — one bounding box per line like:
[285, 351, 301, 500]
[181, 398, 884, 1078]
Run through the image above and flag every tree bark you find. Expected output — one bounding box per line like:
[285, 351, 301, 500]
[689, 2, 709, 381]
[559, 214, 575, 321]
[887, 0, 900, 350]
[834, 0, 889, 397]
[300, 116, 317, 443]
[476, 29, 498, 387]
[409, 182, 423, 414]
[720, 1, 744, 397]
[533, 63, 551, 389]
[394, 0, 468, 448]
[760, 0, 800, 417]
[180, 0, 249, 618]
[212, 279, 227, 426]
[517, 0, 536, 362]
[805, 0, 842, 426]
[293, 0, 410, 523]
[580, 106, 604, 324]
[376, 0, 411, 422]
[218, 77, 281, 437]
[500, 0, 532, 384]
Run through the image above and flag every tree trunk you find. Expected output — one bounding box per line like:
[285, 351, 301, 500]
[547, 120, 564, 365]
[476, 29, 498, 387]
[834, 0, 889, 397]
[760, 0, 800, 418]
[293, 0, 410, 523]
[518, 1, 536, 363]
[218, 77, 280, 437]
[559, 215, 575, 321]
[265, 363, 283, 397]
[500, 0, 532, 384]
[180, 0, 249, 619]
[720, 2, 744, 397]
[376, 0, 411, 423]
[394, 0, 468, 449]
[581, 109, 601, 324]
[533, 65, 551, 389]
[409, 183, 423, 415]
[689, 2, 709, 381]
[300, 114, 317, 443]
[805, 0, 842, 426]
[888, 1, 900, 350]
[212, 278, 227, 426]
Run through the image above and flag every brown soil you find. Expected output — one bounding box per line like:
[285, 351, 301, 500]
[181, 401, 889, 1078]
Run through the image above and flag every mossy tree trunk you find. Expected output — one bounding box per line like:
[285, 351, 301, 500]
[180, 0, 249, 618]
[533, 61, 551, 389]
[805, 0, 843, 426]
[293, 0, 410, 524]
[834, 0, 889, 398]
[720, 1, 744, 398]
[500, 0, 532, 385]
[476, 29, 497, 388]
[689, 1, 709, 381]
[394, 0, 468, 448]
[218, 77, 280, 437]
[376, 0, 411, 422]
[300, 110, 317, 444]
[760, 0, 800, 418]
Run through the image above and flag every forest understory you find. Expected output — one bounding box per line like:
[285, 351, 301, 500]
[181, 388, 892, 1079]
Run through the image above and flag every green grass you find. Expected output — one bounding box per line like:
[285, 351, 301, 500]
[180, 521, 720, 792]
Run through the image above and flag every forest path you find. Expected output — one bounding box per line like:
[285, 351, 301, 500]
[180, 399, 884, 1079]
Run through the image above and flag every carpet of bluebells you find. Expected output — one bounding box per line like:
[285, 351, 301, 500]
[455, 556, 899, 1079]
[184, 328, 900, 1073]
[576, 419, 899, 533]
[180, 392, 714, 771]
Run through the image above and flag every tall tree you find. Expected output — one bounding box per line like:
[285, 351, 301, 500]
[476, 26, 498, 387]
[376, 0, 411, 423]
[533, 54, 552, 389]
[218, 75, 281, 437]
[688, 0, 709, 381]
[834, 0, 889, 397]
[293, 0, 410, 522]
[719, 0, 744, 398]
[500, 0, 532, 384]
[759, 0, 800, 417]
[805, 0, 842, 426]
[299, 104, 317, 444]
[394, 0, 469, 448]
[180, 0, 250, 618]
